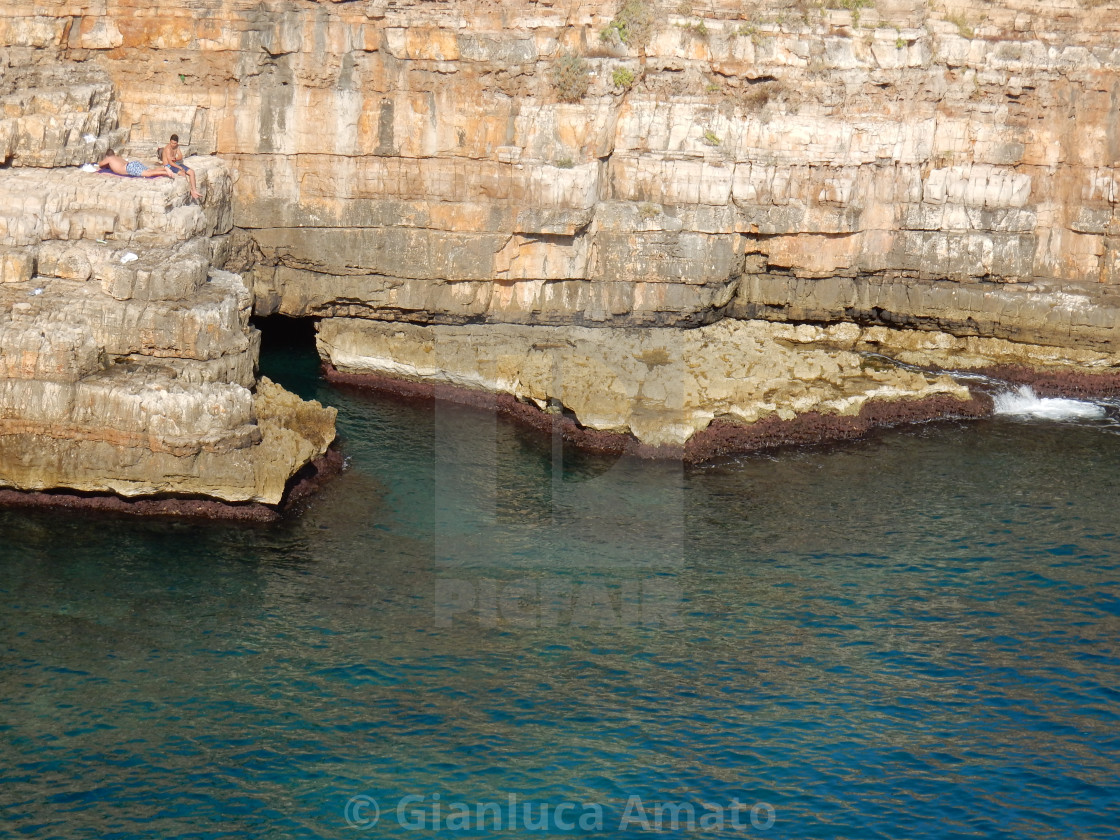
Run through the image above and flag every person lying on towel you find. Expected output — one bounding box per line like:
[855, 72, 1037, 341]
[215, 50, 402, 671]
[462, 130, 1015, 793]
[97, 150, 173, 179]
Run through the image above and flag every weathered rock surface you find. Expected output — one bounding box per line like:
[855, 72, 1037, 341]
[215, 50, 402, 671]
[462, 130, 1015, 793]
[733, 273, 1120, 352]
[0, 69, 336, 506]
[15, 0, 1120, 336]
[0, 63, 124, 167]
[8, 0, 1120, 460]
[843, 323, 1120, 377]
[318, 317, 972, 449]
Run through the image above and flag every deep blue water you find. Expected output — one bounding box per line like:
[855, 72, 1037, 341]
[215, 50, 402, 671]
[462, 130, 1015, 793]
[1, 339, 1118, 839]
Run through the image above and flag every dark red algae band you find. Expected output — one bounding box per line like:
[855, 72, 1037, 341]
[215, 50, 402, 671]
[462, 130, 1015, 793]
[0, 446, 345, 523]
[684, 393, 991, 462]
[969, 365, 1120, 399]
[323, 363, 993, 464]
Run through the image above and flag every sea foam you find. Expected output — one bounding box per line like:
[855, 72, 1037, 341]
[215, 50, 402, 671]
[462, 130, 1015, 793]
[991, 384, 1106, 420]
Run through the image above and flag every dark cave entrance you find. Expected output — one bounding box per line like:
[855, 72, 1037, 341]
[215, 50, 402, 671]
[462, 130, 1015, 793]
[253, 313, 317, 353]
[252, 314, 322, 400]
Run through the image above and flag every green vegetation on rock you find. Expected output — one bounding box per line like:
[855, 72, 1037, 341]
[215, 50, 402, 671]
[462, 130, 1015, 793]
[612, 66, 636, 89]
[600, 0, 655, 50]
[551, 53, 590, 102]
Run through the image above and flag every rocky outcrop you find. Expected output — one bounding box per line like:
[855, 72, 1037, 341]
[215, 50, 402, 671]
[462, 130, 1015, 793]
[0, 63, 336, 506]
[318, 317, 973, 449]
[7, 1, 1120, 458]
[0, 63, 124, 167]
[732, 273, 1120, 352]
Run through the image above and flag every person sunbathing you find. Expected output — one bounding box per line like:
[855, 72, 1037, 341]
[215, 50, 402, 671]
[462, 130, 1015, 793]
[160, 134, 202, 200]
[97, 150, 172, 179]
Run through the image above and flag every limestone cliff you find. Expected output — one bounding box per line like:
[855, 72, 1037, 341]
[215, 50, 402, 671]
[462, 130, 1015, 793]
[0, 61, 335, 506]
[6, 0, 1120, 454]
[37, 0, 1119, 329]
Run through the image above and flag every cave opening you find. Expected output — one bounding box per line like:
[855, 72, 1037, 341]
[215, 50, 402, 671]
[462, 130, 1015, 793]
[252, 314, 322, 400]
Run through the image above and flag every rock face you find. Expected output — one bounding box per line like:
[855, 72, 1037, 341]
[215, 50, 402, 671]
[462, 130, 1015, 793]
[0, 62, 335, 505]
[732, 274, 1120, 352]
[33, 0, 1120, 328]
[0, 63, 123, 168]
[319, 317, 972, 448]
[6, 0, 1120, 455]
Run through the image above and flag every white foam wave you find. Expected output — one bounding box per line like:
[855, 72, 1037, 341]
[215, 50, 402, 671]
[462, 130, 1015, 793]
[991, 385, 1106, 421]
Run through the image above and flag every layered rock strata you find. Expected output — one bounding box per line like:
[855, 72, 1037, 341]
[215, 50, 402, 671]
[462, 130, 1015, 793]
[318, 318, 975, 452]
[7, 1, 1120, 455]
[0, 67, 336, 506]
[0, 63, 124, 168]
[39, 0, 1120, 327]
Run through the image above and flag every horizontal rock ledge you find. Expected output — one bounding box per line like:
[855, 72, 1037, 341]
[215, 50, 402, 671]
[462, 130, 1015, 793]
[316, 318, 986, 459]
[0, 445, 345, 523]
[321, 361, 992, 463]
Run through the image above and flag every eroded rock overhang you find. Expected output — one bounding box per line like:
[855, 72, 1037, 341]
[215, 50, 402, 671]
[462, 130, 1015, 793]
[18, 0, 1120, 453]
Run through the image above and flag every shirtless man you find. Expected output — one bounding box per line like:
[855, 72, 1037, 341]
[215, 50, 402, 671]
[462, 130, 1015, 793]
[98, 150, 172, 179]
[160, 134, 202, 200]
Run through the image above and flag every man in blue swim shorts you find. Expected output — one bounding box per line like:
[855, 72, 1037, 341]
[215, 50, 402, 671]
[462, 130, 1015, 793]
[160, 134, 202, 200]
[98, 150, 172, 179]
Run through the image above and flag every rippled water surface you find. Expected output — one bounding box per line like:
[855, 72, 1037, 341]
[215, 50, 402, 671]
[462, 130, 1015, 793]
[2, 338, 1118, 839]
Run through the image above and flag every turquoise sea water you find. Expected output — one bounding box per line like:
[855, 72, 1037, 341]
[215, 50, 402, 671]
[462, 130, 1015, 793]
[1, 335, 1119, 839]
